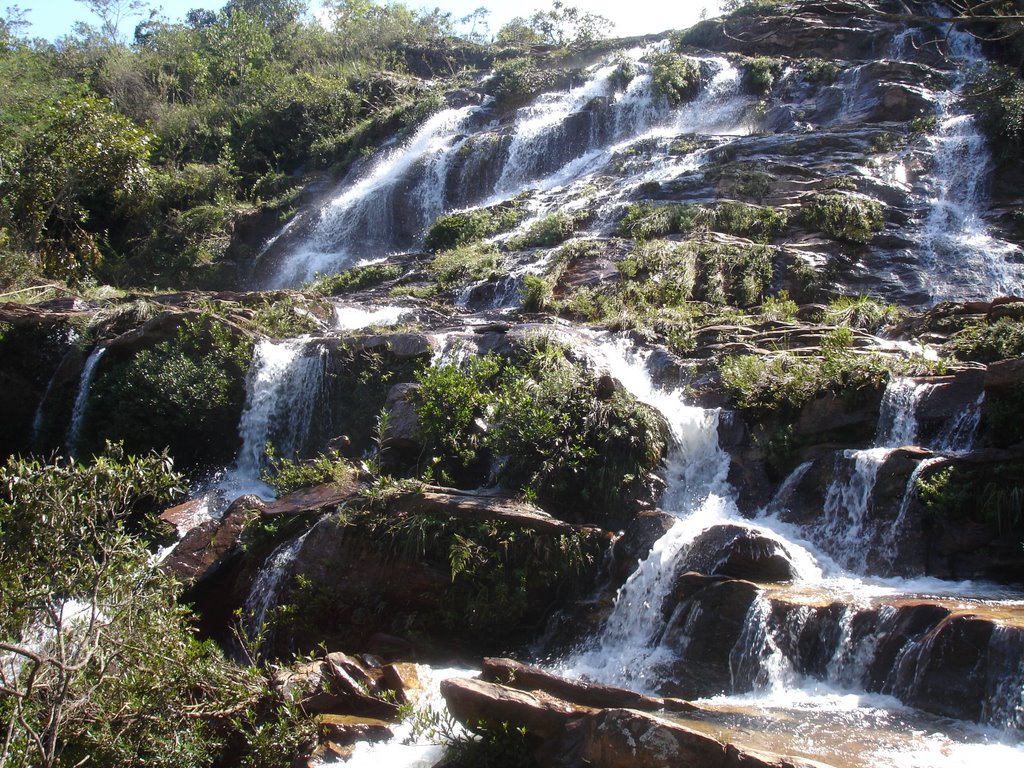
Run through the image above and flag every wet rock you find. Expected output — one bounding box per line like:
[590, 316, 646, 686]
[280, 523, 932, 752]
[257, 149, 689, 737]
[567, 708, 833, 768]
[683, 524, 797, 583]
[162, 496, 256, 585]
[441, 677, 584, 740]
[262, 479, 363, 517]
[611, 511, 677, 585]
[382, 382, 422, 454]
[273, 657, 401, 720]
[481, 658, 696, 714]
[660, 575, 761, 697]
[318, 714, 393, 746]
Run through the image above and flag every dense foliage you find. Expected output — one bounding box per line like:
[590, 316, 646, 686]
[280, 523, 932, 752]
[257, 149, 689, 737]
[0, 445, 314, 767]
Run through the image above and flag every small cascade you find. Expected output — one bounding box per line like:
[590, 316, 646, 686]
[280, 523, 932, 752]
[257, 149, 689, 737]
[232, 338, 326, 487]
[916, 22, 1023, 301]
[268, 105, 479, 287]
[935, 390, 985, 452]
[812, 377, 931, 573]
[64, 346, 106, 459]
[983, 626, 1024, 736]
[243, 530, 310, 639]
[332, 303, 410, 330]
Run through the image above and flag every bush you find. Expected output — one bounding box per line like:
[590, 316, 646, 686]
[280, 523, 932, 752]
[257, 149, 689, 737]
[650, 52, 702, 106]
[801, 193, 884, 244]
[0, 446, 315, 767]
[742, 56, 784, 96]
[824, 295, 903, 332]
[945, 317, 1024, 363]
[415, 343, 666, 524]
[308, 263, 403, 295]
[508, 211, 579, 248]
[429, 243, 503, 290]
[424, 200, 526, 252]
[84, 313, 253, 468]
[721, 333, 898, 412]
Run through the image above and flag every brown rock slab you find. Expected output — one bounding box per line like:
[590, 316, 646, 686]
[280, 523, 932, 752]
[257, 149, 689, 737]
[262, 479, 363, 517]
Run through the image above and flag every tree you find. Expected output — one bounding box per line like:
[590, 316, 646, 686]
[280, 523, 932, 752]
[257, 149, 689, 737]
[496, 1, 612, 49]
[3, 95, 153, 280]
[74, 0, 147, 45]
[0, 446, 314, 767]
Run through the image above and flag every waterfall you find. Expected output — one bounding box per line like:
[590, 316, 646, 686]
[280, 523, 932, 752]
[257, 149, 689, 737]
[243, 529, 311, 639]
[917, 20, 1023, 301]
[812, 378, 931, 572]
[268, 105, 479, 288]
[233, 338, 326, 485]
[64, 346, 106, 459]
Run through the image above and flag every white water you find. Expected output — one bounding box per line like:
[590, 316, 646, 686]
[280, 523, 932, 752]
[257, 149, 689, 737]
[333, 303, 410, 329]
[554, 336, 1024, 763]
[269, 105, 479, 288]
[914, 22, 1023, 301]
[64, 346, 106, 459]
[320, 666, 478, 768]
[243, 529, 311, 637]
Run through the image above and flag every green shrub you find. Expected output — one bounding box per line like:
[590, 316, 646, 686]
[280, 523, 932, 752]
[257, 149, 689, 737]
[802, 58, 841, 84]
[249, 297, 319, 338]
[742, 56, 784, 96]
[84, 314, 253, 467]
[721, 337, 898, 413]
[760, 290, 798, 321]
[0, 446, 315, 768]
[308, 263, 403, 295]
[521, 273, 553, 312]
[424, 200, 526, 252]
[415, 344, 666, 525]
[261, 448, 355, 495]
[617, 201, 786, 243]
[429, 243, 503, 290]
[650, 52, 702, 106]
[486, 57, 562, 111]
[945, 317, 1024, 363]
[801, 193, 884, 244]
[824, 295, 903, 332]
[508, 211, 578, 248]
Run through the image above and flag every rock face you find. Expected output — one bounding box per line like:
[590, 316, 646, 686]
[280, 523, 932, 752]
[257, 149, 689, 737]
[440, 663, 834, 768]
[228, 484, 610, 658]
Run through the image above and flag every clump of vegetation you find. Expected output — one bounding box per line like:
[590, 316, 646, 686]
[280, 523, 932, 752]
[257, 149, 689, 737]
[917, 462, 1024, 542]
[966, 64, 1024, 160]
[617, 201, 787, 243]
[800, 193, 885, 244]
[521, 273, 553, 312]
[720, 327, 898, 412]
[429, 243, 504, 291]
[415, 341, 666, 525]
[308, 263, 404, 295]
[824, 295, 903, 332]
[650, 52, 702, 106]
[0, 445, 315, 768]
[486, 57, 564, 111]
[742, 56, 784, 96]
[249, 296, 320, 338]
[801, 57, 841, 84]
[508, 211, 581, 249]
[760, 290, 799, 321]
[84, 313, 254, 467]
[424, 200, 527, 252]
[945, 316, 1024, 363]
[262, 447, 356, 495]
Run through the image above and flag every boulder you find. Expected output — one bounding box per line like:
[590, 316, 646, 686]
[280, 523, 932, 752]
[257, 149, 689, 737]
[382, 382, 422, 452]
[480, 658, 696, 715]
[682, 524, 797, 583]
[566, 708, 833, 768]
[610, 511, 677, 585]
[162, 496, 256, 585]
[273, 657, 401, 721]
[441, 677, 586, 740]
[659, 575, 761, 697]
[262, 479, 363, 517]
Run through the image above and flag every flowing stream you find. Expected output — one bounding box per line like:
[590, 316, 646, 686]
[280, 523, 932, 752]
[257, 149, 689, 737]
[64, 345, 105, 459]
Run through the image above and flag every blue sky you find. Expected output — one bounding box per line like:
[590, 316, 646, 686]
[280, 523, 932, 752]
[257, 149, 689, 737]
[23, 1, 722, 42]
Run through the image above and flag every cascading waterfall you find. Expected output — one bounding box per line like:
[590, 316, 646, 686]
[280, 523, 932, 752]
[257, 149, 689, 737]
[913, 20, 1023, 300]
[553, 338, 1024, 763]
[265, 48, 753, 293]
[64, 346, 106, 459]
[268, 105, 480, 288]
[813, 377, 931, 572]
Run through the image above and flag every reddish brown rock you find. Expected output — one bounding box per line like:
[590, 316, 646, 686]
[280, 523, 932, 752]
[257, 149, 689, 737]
[262, 479, 364, 517]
